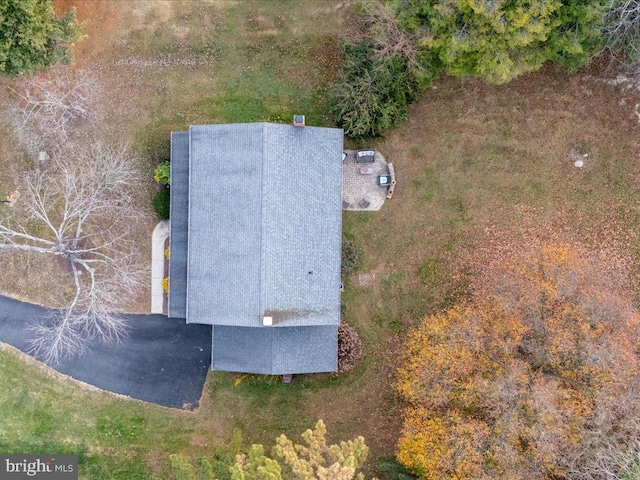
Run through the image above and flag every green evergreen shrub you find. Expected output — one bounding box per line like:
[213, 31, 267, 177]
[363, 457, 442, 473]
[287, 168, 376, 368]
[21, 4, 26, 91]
[328, 41, 424, 138]
[0, 0, 84, 75]
[153, 188, 170, 220]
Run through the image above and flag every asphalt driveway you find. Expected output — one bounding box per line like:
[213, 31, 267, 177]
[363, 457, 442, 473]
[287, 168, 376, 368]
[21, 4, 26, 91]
[0, 295, 212, 409]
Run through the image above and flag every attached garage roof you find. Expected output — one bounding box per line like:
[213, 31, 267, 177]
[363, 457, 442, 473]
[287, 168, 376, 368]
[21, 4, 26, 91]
[211, 325, 338, 375]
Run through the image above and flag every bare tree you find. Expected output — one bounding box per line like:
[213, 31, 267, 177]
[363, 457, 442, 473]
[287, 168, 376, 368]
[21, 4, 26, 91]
[0, 140, 146, 364]
[343, 0, 421, 68]
[568, 382, 640, 480]
[4, 65, 99, 154]
[363, 1, 420, 67]
[603, 0, 640, 76]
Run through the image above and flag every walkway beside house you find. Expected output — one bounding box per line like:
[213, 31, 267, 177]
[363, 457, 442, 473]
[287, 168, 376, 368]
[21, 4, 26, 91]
[0, 295, 211, 409]
[151, 220, 169, 314]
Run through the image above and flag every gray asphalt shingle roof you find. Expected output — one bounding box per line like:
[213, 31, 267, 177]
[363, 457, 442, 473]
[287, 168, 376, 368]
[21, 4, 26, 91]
[186, 124, 263, 325]
[186, 123, 343, 328]
[169, 122, 343, 374]
[168, 131, 189, 319]
[212, 325, 338, 375]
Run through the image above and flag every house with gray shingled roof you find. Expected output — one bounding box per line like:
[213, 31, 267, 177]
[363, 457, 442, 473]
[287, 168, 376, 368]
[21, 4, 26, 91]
[167, 123, 343, 374]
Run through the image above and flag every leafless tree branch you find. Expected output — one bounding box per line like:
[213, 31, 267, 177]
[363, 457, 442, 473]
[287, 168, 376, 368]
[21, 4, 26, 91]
[603, 0, 640, 81]
[341, 0, 422, 69]
[0, 141, 146, 364]
[4, 65, 100, 155]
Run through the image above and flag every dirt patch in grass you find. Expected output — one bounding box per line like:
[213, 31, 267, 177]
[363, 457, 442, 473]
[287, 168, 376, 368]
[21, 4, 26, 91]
[53, 0, 120, 66]
[0, 251, 73, 307]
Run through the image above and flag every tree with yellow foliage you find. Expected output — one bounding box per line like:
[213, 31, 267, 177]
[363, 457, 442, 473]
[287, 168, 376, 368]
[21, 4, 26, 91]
[170, 420, 373, 480]
[396, 247, 640, 479]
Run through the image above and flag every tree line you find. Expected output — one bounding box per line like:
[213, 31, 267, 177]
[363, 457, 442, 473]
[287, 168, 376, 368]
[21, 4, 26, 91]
[330, 0, 640, 137]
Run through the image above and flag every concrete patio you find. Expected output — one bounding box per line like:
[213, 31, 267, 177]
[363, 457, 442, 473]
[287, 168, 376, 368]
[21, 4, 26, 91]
[342, 149, 395, 211]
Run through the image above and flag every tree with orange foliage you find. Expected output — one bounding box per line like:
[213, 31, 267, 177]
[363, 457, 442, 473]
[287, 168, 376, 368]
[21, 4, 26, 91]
[396, 247, 640, 480]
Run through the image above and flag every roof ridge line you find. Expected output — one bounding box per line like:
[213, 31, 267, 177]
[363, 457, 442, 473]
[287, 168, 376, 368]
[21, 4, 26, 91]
[258, 123, 268, 326]
[185, 128, 193, 321]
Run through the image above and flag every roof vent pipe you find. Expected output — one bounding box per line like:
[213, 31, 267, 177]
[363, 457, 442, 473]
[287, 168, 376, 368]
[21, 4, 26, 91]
[263, 316, 273, 326]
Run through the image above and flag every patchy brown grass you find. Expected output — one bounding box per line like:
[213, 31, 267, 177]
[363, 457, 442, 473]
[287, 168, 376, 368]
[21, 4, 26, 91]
[0, 251, 71, 307]
[338, 62, 640, 465]
[351, 63, 640, 307]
